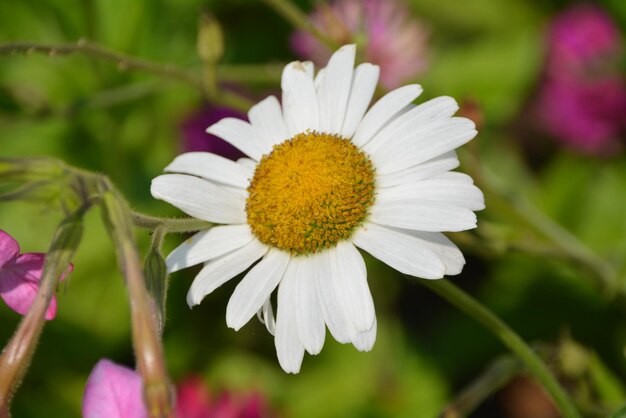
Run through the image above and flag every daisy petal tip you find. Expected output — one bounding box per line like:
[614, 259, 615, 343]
[185, 291, 200, 309]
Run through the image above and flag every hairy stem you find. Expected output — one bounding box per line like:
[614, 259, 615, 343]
[132, 211, 213, 234]
[102, 192, 173, 418]
[0, 209, 84, 416]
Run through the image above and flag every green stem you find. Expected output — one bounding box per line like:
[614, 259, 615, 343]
[0, 208, 85, 415]
[0, 40, 200, 85]
[480, 166, 618, 297]
[440, 355, 521, 418]
[421, 279, 581, 418]
[0, 40, 258, 111]
[131, 211, 213, 233]
[260, 0, 338, 50]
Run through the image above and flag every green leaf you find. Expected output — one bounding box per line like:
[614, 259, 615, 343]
[144, 246, 169, 334]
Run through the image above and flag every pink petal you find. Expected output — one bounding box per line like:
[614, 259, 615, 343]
[175, 376, 212, 418]
[0, 230, 20, 267]
[240, 392, 267, 418]
[82, 359, 147, 418]
[0, 269, 45, 318]
[0, 253, 69, 320]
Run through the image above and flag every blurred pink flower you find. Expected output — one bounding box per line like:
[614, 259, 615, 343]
[291, 0, 429, 89]
[546, 4, 623, 81]
[534, 4, 626, 155]
[0, 229, 70, 320]
[181, 106, 247, 160]
[82, 359, 147, 418]
[176, 376, 272, 418]
[83, 362, 273, 418]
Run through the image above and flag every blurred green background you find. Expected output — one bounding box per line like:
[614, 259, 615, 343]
[1, 0, 626, 417]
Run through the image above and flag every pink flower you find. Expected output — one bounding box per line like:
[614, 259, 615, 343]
[176, 376, 271, 418]
[533, 4, 626, 155]
[291, 0, 429, 89]
[546, 4, 623, 81]
[0, 229, 70, 320]
[82, 362, 273, 418]
[82, 359, 148, 418]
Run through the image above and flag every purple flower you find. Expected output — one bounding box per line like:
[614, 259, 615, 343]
[534, 4, 626, 155]
[291, 0, 429, 90]
[82, 359, 147, 418]
[0, 229, 70, 320]
[181, 106, 247, 160]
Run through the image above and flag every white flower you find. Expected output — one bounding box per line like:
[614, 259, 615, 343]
[151, 45, 484, 373]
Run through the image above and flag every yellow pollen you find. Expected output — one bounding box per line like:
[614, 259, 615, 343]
[246, 132, 375, 255]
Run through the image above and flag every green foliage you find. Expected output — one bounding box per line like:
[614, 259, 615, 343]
[1, 0, 625, 417]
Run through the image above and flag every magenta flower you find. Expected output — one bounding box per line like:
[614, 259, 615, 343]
[82, 362, 273, 418]
[0, 229, 70, 320]
[534, 4, 626, 155]
[176, 376, 271, 418]
[291, 0, 429, 89]
[546, 4, 623, 81]
[82, 359, 147, 418]
[181, 106, 247, 160]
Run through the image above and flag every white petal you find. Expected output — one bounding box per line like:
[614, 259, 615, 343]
[166, 224, 254, 273]
[248, 96, 288, 151]
[282, 61, 319, 136]
[370, 200, 477, 232]
[294, 256, 326, 355]
[353, 318, 377, 352]
[314, 68, 326, 90]
[226, 249, 290, 331]
[151, 174, 246, 223]
[314, 251, 355, 343]
[340, 63, 380, 139]
[352, 223, 445, 279]
[164, 152, 250, 189]
[257, 297, 276, 336]
[371, 117, 477, 175]
[376, 151, 459, 188]
[316, 44, 356, 134]
[275, 261, 305, 374]
[364, 96, 460, 156]
[186, 239, 268, 307]
[236, 157, 257, 174]
[395, 229, 465, 276]
[376, 174, 485, 211]
[327, 241, 375, 332]
[206, 118, 265, 161]
[352, 84, 423, 147]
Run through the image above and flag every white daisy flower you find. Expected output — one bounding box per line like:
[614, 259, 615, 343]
[151, 45, 484, 373]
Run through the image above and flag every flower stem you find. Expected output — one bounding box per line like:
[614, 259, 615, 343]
[131, 211, 213, 234]
[420, 279, 581, 418]
[440, 355, 521, 417]
[260, 0, 338, 50]
[0, 40, 256, 111]
[0, 40, 199, 85]
[102, 192, 173, 418]
[0, 209, 84, 415]
[472, 161, 618, 298]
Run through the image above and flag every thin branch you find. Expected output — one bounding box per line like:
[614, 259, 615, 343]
[0, 40, 201, 86]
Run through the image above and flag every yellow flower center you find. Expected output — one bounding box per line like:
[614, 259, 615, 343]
[246, 132, 375, 255]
